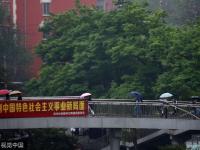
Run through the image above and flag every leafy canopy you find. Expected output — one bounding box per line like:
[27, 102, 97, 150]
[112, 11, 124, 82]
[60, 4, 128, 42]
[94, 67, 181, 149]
[26, 2, 200, 100]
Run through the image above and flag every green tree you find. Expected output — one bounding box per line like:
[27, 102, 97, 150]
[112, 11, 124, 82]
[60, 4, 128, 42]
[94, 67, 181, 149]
[26, 2, 200, 100]
[153, 21, 200, 99]
[0, 129, 78, 150]
[26, 2, 167, 98]
[27, 129, 77, 150]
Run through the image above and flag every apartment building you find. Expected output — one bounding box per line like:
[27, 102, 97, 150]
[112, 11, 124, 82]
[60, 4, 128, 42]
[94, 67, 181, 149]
[5, 0, 114, 77]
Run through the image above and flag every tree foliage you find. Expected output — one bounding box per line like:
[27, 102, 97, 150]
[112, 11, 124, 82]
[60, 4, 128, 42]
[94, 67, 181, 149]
[0, 129, 78, 150]
[26, 2, 200, 100]
[27, 129, 77, 150]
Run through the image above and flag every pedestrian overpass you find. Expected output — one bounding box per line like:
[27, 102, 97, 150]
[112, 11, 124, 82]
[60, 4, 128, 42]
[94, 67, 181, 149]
[0, 97, 200, 130]
[1, 97, 200, 150]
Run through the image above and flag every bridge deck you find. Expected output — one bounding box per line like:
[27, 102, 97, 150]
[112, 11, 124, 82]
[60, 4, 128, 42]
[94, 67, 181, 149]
[1, 117, 200, 130]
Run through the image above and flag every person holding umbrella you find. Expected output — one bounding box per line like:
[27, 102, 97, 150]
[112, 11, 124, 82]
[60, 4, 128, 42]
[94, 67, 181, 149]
[9, 90, 22, 100]
[70, 93, 94, 137]
[80, 92, 94, 115]
[130, 91, 143, 117]
[172, 98, 178, 116]
[130, 91, 143, 102]
[190, 96, 200, 116]
[0, 89, 10, 100]
[159, 92, 173, 118]
[70, 93, 93, 136]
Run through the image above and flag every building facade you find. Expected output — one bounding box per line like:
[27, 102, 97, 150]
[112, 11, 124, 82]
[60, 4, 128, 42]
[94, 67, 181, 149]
[6, 0, 114, 77]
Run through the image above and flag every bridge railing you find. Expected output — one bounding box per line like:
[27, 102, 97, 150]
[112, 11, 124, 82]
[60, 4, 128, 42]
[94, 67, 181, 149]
[0, 97, 199, 119]
[89, 101, 200, 120]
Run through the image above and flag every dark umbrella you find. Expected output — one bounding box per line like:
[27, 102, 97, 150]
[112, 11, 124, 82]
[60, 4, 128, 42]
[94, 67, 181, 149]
[0, 89, 10, 95]
[130, 91, 143, 102]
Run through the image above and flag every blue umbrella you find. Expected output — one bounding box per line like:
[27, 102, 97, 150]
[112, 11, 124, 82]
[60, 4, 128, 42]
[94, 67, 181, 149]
[130, 91, 143, 102]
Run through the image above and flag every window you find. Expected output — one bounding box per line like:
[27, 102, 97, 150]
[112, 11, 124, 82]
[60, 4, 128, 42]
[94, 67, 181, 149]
[42, 3, 50, 16]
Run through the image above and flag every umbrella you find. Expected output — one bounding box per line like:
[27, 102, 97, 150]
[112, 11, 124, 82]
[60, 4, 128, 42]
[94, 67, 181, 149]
[80, 93, 92, 98]
[130, 91, 142, 98]
[130, 91, 143, 102]
[9, 90, 22, 95]
[190, 96, 200, 103]
[159, 93, 173, 99]
[191, 96, 200, 99]
[0, 89, 10, 95]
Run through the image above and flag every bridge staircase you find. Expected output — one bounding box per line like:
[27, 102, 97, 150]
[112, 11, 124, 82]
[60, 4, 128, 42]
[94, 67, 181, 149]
[120, 129, 188, 148]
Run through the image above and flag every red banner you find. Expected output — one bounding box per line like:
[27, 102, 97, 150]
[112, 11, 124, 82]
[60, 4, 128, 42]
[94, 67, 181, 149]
[0, 99, 88, 118]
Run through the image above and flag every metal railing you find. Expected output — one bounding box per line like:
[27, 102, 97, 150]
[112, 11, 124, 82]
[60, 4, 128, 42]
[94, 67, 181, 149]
[0, 96, 199, 120]
[89, 101, 200, 120]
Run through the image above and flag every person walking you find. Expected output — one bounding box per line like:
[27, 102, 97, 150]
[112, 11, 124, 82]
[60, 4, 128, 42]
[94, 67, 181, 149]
[159, 92, 173, 118]
[172, 98, 178, 116]
[190, 96, 200, 116]
[130, 91, 143, 117]
[80, 92, 94, 115]
[9, 90, 22, 100]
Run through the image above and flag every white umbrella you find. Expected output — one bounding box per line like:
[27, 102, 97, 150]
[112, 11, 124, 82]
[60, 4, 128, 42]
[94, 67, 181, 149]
[80, 93, 91, 98]
[9, 90, 22, 95]
[159, 92, 173, 99]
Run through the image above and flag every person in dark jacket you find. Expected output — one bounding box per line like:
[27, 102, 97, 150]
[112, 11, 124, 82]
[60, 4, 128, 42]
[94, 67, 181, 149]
[130, 91, 143, 117]
[191, 96, 200, 116]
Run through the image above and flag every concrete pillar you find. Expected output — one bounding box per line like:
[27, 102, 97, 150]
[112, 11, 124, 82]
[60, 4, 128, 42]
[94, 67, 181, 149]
[109, 129, 121, 150]
[110, 137, 120, 150]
